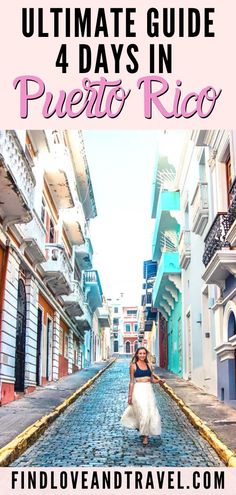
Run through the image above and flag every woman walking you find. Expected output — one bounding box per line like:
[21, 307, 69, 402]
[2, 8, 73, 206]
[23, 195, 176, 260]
[121, 347, 163, 445]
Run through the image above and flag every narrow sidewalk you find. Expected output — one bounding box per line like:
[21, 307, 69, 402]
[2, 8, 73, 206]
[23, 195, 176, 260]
[0, 360, 112, 449]
[156, 367, 236, 453]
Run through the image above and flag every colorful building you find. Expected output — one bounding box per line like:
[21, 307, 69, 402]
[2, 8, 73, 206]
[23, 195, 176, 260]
[122, 306, 139, 354]
[108, 296, 124, 354]
[151, 154, 183, 376]
[149, 130, 236, 408]
[0, 130, 106, 405]
[140, 260, 158, 357]
[198, 130, 236, 406]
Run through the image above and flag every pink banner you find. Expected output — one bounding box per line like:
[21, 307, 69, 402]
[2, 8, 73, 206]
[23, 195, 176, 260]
[0, 0, 234, 128]
[1, 467, 236, 495]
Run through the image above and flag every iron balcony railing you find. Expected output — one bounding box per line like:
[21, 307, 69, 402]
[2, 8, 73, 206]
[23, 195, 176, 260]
[227, 177, 236, 231]
[202, 177, 236, 267]
[202, 213, 231, 267]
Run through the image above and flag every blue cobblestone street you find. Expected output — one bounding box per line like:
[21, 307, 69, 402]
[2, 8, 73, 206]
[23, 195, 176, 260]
[13, 359, 223, 467]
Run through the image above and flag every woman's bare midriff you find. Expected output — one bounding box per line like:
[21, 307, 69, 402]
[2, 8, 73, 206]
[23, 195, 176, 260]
[135, 378, 151, 383]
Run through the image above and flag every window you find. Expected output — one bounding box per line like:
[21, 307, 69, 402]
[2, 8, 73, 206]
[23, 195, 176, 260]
[125, 324, 131, 332]
[226, 157, 232, 205]
[199, 150, 206, 182]
[64, 334, 69, 359]
[125, 341, 131, 353]
[49, 218, 55, 243]
[127, 309, 137, 316]
[184, 205, 189, 230]
[114, 333, 118, 339]
[59, 328, 63, 355]
[114, 307, 118, 313]
[114, 341, 119, 352]
[134, 324, 138, 332]
[41, 198, 46, 224]
[113, 318, 119, 325]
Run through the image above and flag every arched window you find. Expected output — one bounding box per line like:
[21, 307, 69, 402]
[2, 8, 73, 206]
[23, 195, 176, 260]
[126, 341, 131, 353]
[134, 340, 138, 351]
[228, 312, 236, 339]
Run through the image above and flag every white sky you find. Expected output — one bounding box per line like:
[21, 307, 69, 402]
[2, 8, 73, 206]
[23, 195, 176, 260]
[83, 130, 186, 306]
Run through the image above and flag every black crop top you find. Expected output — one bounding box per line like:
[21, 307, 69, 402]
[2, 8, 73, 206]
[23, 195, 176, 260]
[134, 362, 152, 378]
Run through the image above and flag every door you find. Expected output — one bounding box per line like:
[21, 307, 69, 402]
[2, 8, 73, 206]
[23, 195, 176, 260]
[178, 317, 182, 374]
[186, 311, 192, 379]
[46, 318, 53, 381]
[126, 341, 131, 353]
[15, 279, 26, 392]
[159, 314, 168, 369]
[114, 340, 118, 353]
[36, 308, 43, 386]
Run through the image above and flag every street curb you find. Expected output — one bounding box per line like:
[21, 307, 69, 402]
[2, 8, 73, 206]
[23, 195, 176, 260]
[0, 358, 116, 467]
[154, 373, 236, 467]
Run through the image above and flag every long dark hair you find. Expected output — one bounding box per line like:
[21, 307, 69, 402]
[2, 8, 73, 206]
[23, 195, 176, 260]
[130, 346, 150, 365]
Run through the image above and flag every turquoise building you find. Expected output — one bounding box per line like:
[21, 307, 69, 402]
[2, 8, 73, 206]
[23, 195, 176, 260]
[151, 155, 183, 376]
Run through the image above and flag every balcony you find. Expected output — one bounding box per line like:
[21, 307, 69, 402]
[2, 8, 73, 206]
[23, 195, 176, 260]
[145, 306, 158, 321]
[44, 143, 75, 210]
[202, 213, 236, 286]
[225, 178, 236, 246]
[65, 131, 97, 220]
[152, 190, 180, 261]
[62, 202, 85, 246]
[75, 237, 93, 270]
[144, 321, 153, 332]
[17, 212, 46, 264]
[76, 303, 93, 331]
[0, 131, 35, 226]
[191, 182, 209, 235]
[142, 292, 152, 307]
[152, 251, 181, 319]
[41, 244, 73, 296]
[84, 270, 103, 311]
[62, 280, 85, 317]
[143, 260, 157, 280]
[179, 230, 191, 269]
[151, 155, 176, 219]
[98, 305, 111, 327]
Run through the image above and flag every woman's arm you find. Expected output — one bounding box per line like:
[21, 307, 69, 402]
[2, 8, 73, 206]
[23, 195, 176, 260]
[150, 366, 165, 385]
[128, 364, 135, 404]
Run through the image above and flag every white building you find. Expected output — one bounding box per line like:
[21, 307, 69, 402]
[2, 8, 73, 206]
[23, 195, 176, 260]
[0, 130, 104, 404]
[175, 130, 236, 405]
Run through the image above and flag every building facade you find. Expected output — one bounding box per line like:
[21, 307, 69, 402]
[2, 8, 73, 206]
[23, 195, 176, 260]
[108, 296, 124, 354]
[140, 260, 158, 357]
[151, 154, 183, 376]
[198, 130, 236, 406]
[0, 129, 107, 405]
[122, 306, 139, 354]
[148, 130, 236, 408]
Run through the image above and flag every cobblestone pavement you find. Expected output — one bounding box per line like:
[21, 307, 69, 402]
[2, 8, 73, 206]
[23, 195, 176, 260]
[13, 359, 223, 467]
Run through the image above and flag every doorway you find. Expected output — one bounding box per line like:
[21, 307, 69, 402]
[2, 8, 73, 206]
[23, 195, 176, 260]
[36, 308, 43, 386]
[15, 279, 27, 392]
[186, 311, 192, 379]
[46, 317, 53, 381]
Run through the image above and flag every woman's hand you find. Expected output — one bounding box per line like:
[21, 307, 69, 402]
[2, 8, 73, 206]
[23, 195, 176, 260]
[128, 395, 133, 405]
[152, 376, 165, 385]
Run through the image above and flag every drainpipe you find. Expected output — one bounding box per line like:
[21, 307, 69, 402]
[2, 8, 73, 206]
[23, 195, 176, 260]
[0, 241, 10, 404]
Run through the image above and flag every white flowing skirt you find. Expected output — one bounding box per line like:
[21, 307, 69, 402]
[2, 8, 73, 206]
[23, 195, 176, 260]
[121, 382, 161, 436]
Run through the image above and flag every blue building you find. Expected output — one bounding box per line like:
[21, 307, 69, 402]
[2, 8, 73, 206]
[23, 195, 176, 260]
[151, 155, 183, 376]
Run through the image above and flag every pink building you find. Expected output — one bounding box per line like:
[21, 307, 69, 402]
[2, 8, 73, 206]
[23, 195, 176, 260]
[123, 306, 139, 354]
